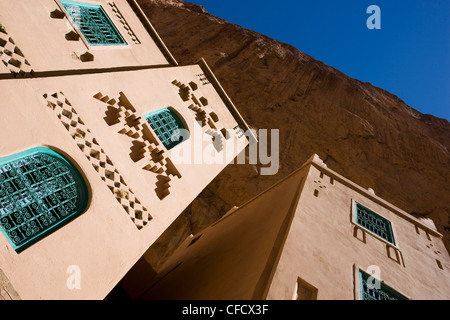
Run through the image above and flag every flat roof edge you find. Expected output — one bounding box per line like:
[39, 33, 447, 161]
[127, 0, 179, 66]
[307, 154, 443, 238]
[197, 57, 258, 144]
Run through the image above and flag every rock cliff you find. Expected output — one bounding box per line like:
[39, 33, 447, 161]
[136, 0, 450, 267]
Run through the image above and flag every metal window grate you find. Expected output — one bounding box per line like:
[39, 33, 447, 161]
[145, 108, 186, 150]
[359, 270, 407, 300]
[0, 147, 88, 252]
[355, 202, 395, 245]
[60, 0, 126, 46]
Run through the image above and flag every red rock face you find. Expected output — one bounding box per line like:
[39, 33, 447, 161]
[137, 0, 450, 266]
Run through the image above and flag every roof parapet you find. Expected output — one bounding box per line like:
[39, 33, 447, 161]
[308, 154, 442, 238]
[127, 0, 178, 66]
[197, 57, 258, 145]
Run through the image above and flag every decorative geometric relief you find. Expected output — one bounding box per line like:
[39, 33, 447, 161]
[220, 128, 230, 140]
[107, 2, 140, 44]
[43, 92, 151, 229]
[93, 92, 181, 200]
[77, 51, 94, 62]
[49, 9, 66, 19]
[0, 25, 33, 78]
[386, 244, 404, 267]
[188, 104, 207, 127]
[0, 147, 88, 252]
[359, 270, 407, 300]
[60, 0, 126, 46]
[206, 128, 224, 152]
[188, 81, 198, 91]
[172, 79, 225, 152]
[209, 112, 218, 122]
[65, 30, 80, 41]
[196, 73, 210, 85]
[173, 81, 191, 102]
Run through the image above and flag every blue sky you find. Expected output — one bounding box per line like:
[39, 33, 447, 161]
[186, 0, 450, 121]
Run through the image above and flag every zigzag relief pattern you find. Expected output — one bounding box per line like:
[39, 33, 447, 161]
[172, 80, 228, 152]
[93, 91, 181, 200]
[107, 2, 141, 44]
[206, 129, 224, 152]
[0, 25, 33, 78]
[42, 92, 152, 230]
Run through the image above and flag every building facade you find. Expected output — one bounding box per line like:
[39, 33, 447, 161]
[0, 0, 253, 299]
[139, 154, 450, 300]
[1, 0, 448, 301]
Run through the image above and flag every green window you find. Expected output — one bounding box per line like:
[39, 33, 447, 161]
[60, 0, 126, 46]
[0, 147, 88, 252]
[359, 270, 408, 300]
[144, 108, 186, 150]
[354, 202, 395, 245]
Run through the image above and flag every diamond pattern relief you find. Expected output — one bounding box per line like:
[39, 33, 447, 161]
[43, 92, 151, 230]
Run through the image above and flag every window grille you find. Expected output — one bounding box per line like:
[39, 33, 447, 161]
[0, 147, 88, 252]
[60, 0, 126, 46]
[144, 108, 186, 150]
[359, 270, 407, 300]
[355, 202, 395, 245]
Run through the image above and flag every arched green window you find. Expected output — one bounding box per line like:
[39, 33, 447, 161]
[0, 147, 88, 252]
[144, 108, 187, 150]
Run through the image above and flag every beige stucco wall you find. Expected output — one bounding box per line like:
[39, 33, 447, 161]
[0, 0, 172, 75]
[140, 156, 450, 300]
[139, 165, 307, 300]
[267, 163, 450, 300]
[0, 64, 248, 299]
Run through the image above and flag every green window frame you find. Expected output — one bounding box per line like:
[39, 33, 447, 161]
[0, 147, 88, 252]
[60, 0, 126, 46]
[144, 108, 187, 150]
[354, 202, 395, 245]
[359, 270, 408, 300]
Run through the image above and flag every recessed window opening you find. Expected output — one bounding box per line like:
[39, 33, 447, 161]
[60, 0, 126, 46]
[294, 277, 318, 300]
[144, 108, 187, 150]
[0, 147, 88, 252]
[354, 202, 395, 245]
[359, 270, 407, 300]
